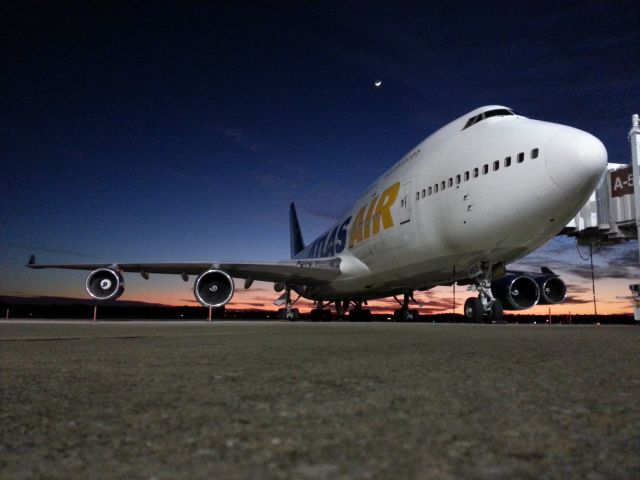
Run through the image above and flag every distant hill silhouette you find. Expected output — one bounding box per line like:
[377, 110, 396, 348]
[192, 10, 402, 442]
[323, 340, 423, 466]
[0, 296, 635, 323]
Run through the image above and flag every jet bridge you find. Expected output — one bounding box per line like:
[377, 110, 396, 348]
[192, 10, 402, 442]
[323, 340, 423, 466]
[562, 162, 635, 244]
[561, 114, 639, 319]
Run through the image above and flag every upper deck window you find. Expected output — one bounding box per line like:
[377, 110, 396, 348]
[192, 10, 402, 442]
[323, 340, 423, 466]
[462, 108, 514, 130]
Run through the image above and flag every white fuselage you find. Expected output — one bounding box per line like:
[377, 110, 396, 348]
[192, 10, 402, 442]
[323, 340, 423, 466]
[296, 106, 607, 301]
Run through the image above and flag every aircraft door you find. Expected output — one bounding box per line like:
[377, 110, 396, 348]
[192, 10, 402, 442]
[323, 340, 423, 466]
[399, 180, 412, 225]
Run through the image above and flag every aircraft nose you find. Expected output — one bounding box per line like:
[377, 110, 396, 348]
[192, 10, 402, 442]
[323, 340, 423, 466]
[545, 127, 607, 191]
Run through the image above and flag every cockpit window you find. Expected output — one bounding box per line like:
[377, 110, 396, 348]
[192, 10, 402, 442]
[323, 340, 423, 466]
[462, 108, 514, 130]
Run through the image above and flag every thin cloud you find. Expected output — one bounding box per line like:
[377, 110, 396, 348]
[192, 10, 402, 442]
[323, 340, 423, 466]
[178, 298, 199, 304]
[564, 296, 593, 305]
[305, 209, 341, 222]
[210, 124, 262, 151]
[3, 242, 93, 259]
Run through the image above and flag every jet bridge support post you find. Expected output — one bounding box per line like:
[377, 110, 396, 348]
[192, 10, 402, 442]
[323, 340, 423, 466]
[629, 114, 640, 321]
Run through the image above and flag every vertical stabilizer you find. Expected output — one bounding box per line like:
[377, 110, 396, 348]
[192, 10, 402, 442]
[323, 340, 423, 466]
[289, 203, 305, 258]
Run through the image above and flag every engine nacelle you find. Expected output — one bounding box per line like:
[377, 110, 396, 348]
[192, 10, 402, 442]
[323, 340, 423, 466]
[194, 269, 235, 307]
[536, 275, 567, 304]
[86, 268, 124, 300]
[491, 274, 540, 310]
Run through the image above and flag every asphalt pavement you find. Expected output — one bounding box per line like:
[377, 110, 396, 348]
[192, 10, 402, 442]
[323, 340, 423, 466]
[1, 321, 639, 479]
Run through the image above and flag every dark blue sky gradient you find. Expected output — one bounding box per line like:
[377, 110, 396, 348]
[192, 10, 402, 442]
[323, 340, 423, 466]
[2, 1, 639, 306]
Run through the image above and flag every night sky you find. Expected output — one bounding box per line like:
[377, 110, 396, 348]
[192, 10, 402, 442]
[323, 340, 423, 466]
[2, 1, 639, 314]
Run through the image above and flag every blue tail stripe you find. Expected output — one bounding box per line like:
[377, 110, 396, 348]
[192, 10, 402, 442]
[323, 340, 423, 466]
[289, 203, 305, 258]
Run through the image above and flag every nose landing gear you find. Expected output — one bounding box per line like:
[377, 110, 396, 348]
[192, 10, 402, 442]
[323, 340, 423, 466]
[465, 264, 504, 323]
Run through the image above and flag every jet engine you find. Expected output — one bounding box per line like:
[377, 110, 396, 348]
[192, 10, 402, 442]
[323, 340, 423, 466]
[535, 275, 567, 304]
[491, 274, 540, 310]
[194, 270, 235, 307]
[86, 268, 124, 300]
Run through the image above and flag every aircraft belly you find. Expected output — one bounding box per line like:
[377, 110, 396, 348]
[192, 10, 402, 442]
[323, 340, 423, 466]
[306, 244, 533, 301]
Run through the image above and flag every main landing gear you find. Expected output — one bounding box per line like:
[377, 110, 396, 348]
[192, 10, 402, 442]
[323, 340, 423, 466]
[393, 293, 420, 322]
[464, 264, 504, 323]
[276, 286, 300, 321]
[348, 300, 372, 322]
[309, 301, 332, 322]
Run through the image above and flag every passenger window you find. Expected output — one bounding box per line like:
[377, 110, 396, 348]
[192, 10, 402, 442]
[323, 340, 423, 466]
[493, 160, 499, 171]
[441, 181, 445, 190]
[416, 192, 420, 201]
[504, 156, 511, 167]
[482, 164, 488, 175]
[434, 184, 438, 193]
[455, 174, 461, 184]
[428, 186, 432, 196]
[517, 152, 524, 163]
[531, 148, 539, 159]
[422, 189, 426, 198]
[473, 168, 479, 178]
[448, 178, 453, 187]
[464, 171, 469, 181]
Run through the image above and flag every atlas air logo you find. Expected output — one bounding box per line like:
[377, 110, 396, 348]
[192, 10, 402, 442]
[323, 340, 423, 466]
[305, 217, 352, 258]
[349, 182, 400, 248]
[301, 182, 400, 259]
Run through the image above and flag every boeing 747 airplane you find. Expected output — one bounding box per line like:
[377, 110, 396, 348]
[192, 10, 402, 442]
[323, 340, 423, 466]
[28, 106, 607, 322]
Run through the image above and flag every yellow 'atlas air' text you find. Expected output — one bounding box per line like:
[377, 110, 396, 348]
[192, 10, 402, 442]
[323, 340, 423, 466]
[296, 182, 400, 259]
[349, 182, 400, 248]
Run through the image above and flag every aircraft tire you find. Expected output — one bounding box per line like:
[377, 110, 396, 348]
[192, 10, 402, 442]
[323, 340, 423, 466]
[487, 300, 504, 323]
[349, 309, 371, 322]
[394, 309, 419, 322]
[278, 308, 300, 321]
[464, 297, 484, 323]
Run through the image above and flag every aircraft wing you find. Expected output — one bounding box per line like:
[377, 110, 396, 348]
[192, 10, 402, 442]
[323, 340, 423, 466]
[26, 256, 341, 285]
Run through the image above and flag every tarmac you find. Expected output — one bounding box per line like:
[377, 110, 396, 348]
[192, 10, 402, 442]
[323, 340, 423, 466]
[1, 321, 639, 479]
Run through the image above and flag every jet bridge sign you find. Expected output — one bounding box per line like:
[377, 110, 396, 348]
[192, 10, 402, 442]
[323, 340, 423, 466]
[611, 166, 633, 198]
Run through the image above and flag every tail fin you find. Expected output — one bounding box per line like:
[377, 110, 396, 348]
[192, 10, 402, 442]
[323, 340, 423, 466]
[289, 203, 305, 258]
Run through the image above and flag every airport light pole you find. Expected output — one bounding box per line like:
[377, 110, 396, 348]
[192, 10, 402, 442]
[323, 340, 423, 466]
[631, 114, 640, 260]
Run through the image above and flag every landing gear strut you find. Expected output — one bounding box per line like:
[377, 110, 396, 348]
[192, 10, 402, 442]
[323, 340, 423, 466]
[277, 286, 300, 321]
[348, 300, 372, 322]
[393, 292, 420, 322]
[309, 301, 332, 321]
[465, 263, 503, 323]
[334, 300, 348, 321]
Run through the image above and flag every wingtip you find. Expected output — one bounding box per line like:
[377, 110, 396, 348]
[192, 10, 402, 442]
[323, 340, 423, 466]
[27, 254, 36, 267]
